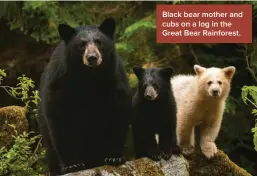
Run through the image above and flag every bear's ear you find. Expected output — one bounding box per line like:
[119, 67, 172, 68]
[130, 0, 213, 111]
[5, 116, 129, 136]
[133, 66, 145, 80]
[160, 67, 173, 79]
[194, 65, 206, 75]
[99, 17, 116, 40]
[58, 24, 76, 43]
[223, 66, 236, 80]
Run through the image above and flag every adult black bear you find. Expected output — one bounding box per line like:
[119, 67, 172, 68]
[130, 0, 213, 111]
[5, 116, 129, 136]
[38, 17, 132, 175]
[132, 66, 180, 161]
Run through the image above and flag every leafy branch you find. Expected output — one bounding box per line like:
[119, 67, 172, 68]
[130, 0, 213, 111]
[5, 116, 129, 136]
[0, 128, 46, 175]
[0, 69, 40, 108]
[242, 53, 257, 151]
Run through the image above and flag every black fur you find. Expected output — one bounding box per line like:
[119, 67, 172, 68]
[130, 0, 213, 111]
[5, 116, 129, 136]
[38, 17, 132, 175]
[132, 66, 180, 161]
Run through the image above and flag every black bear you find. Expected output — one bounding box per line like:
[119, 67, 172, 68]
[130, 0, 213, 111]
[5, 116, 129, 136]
[38, 17, 132, 175]
[132, 66, 180, 161]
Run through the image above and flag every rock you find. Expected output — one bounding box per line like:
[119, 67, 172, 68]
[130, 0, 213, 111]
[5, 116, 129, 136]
[62, 150, 252, 176]
[0, 106, 28, 148]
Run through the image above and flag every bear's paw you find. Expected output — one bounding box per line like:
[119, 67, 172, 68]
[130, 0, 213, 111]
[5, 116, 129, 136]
[201, 142, 218, 159]
[172, 145, 182, 155]
[61, 163, 86, 175]
[146, 152, 162, 161]
[161, 151, 172, 160]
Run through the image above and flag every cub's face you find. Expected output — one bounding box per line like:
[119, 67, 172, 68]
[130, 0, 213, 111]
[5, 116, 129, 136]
[58, 18, 116, 68]
[133, 66, 173, 101]
[194, 65, 236, 98]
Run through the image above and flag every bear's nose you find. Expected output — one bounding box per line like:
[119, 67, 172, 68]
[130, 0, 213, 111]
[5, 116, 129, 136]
[212, 90, 219, 96]
[87, 54, 98, 64]
[144, 94, 153, 100]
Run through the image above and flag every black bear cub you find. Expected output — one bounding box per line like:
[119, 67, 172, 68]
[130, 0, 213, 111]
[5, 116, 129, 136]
[132, 66, 180, 161]
[39, 17, 132, 175]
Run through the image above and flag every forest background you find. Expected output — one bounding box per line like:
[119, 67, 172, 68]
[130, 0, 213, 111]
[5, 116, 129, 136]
[0, 1, 256, 175]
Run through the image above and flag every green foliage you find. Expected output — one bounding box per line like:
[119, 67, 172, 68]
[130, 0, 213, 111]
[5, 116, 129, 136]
[128, 73, 138, 89]
[0, 69, 7, 82]
[241, 85, 257, 151]
[225, 96, 238, 115]
[0, 2, 159, 78]
[0, 127, 46, 176]
[0, 70, 40, 108]
[120, 18, 155, 40]
[0, 70, 45, 175]
[252, 123, 257, 152]
[242, 86, 257, 109]
[0, 1, 135, 44]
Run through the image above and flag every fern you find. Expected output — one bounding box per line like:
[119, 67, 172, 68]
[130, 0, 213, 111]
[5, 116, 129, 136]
[120, 18, 155, 40]
[0, 69, 7, 83]
[241, 85, 257, 151]
[242, 86, 257, 107]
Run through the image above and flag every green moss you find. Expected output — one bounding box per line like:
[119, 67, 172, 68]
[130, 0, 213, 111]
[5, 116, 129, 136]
[182, 155, 190, 176]
[133, 158, 164, 176]
[187, 150, 252, 176]
[0, 106, 28, 148]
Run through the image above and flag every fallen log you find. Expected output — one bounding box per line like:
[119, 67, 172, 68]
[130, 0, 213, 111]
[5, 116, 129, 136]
[63, 150, 251, 176]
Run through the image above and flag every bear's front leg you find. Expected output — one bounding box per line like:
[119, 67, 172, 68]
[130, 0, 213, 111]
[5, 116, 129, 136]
[143, 134, 161, 161]
[200, 114, 222, 159]
[159, 109, 181, 160]
[103, 90, 132, 165]
[45, 136, 61, 175]
[42, 106, 87, 174]
[47, 122, 86, 174]
[159, 129, 181, 160]
[133, 121, 161, 161]
[176, 112, 195, 156]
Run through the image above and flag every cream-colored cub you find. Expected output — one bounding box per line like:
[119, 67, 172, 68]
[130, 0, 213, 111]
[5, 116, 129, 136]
[171, 65, 236, 159]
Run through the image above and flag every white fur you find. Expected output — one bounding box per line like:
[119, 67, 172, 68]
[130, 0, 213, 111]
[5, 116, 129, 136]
[171, 65, 235, 159]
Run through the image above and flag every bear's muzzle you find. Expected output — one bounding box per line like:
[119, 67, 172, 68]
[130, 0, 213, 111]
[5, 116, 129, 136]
[83, 43, 102, 67]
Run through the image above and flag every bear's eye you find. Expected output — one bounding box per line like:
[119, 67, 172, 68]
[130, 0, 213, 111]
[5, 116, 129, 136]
[152, 82, 158, 89]
[95, 39, 102, 47]
[218, 81, 222, 85]
[79, 42, 87, 50]
[207, 81, 212, 85]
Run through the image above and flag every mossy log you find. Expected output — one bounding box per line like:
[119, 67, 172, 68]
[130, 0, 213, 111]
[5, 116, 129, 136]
[63, 150, 251, 176]
[0, 106, 28, 148]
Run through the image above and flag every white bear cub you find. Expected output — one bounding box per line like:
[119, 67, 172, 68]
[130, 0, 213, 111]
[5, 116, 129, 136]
[171, 65, 236, 159]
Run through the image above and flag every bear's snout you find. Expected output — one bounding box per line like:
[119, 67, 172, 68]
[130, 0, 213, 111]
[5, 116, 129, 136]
[144, 85, 158, 100]
[87, 53, 98, 65]
[210, 88, 221, 97]
[212, 89, 219, 96]
[83, 43, 102, 67]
